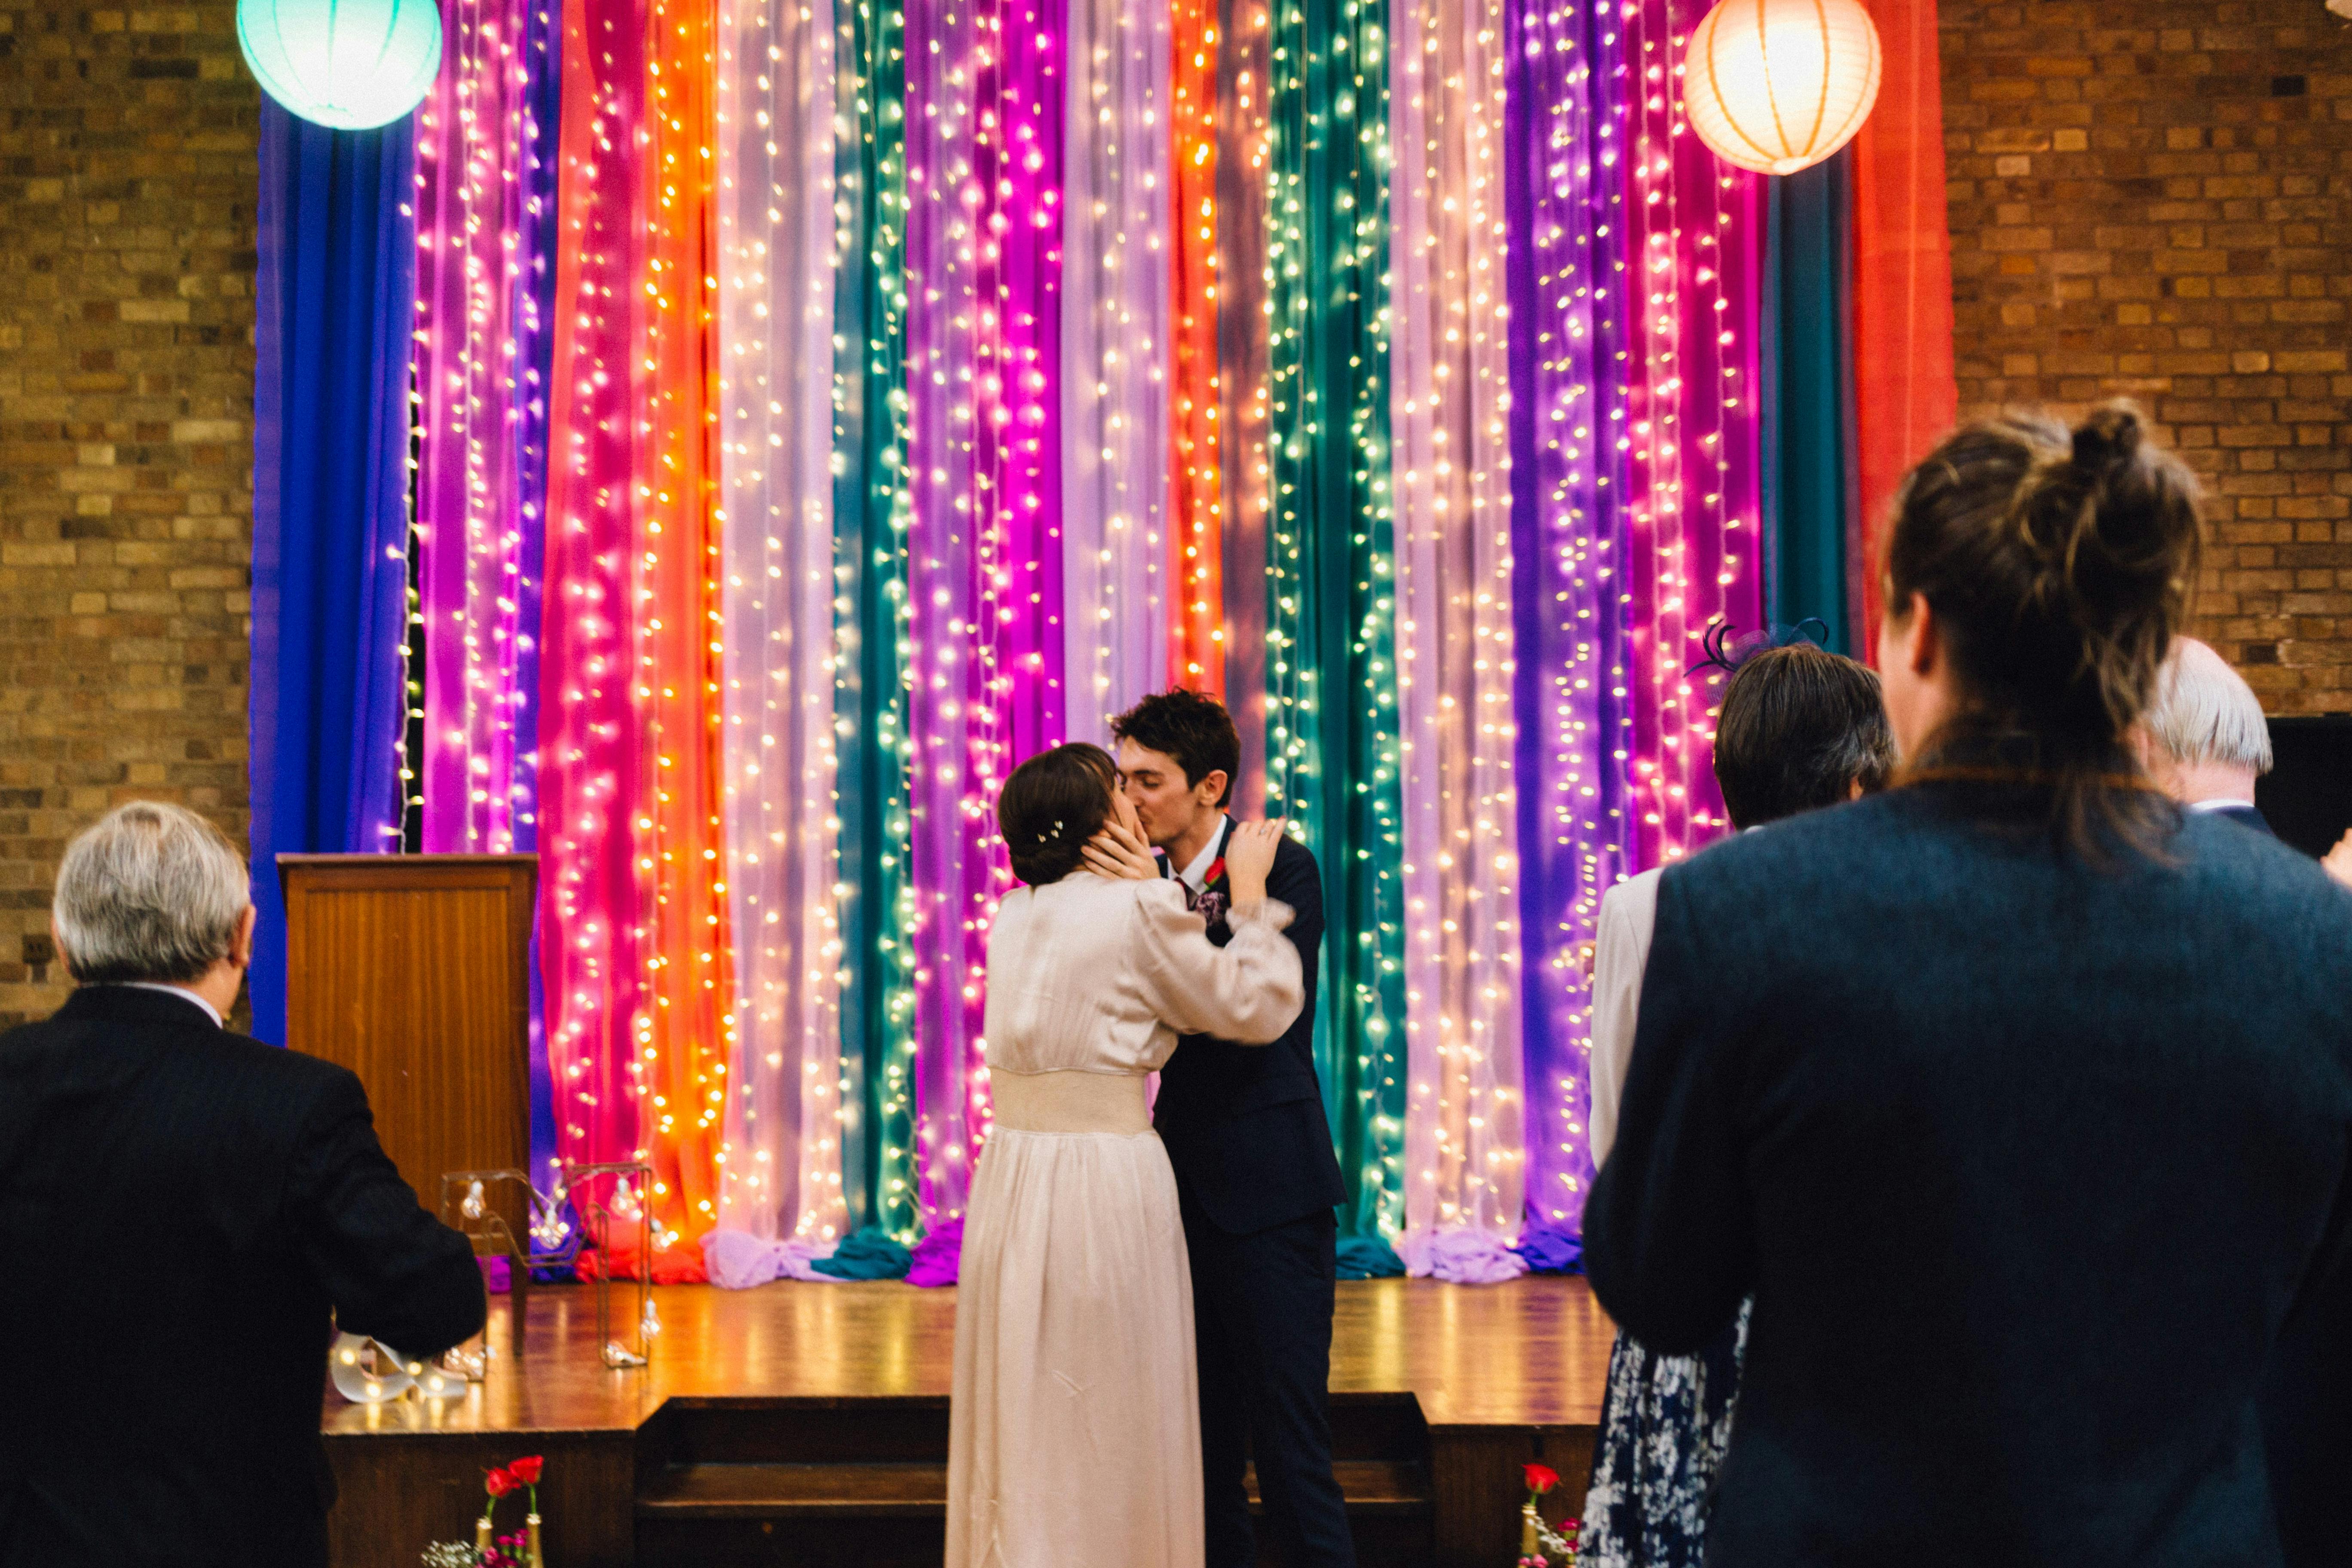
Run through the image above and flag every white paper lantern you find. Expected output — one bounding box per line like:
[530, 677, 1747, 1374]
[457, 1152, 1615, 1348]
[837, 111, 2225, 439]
[236, 0, 444, 132]
[1683, 0, 1884, 177]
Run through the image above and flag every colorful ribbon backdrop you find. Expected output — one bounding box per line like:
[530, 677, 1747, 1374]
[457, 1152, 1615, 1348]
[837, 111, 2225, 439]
[254, 0, 1956, 1271]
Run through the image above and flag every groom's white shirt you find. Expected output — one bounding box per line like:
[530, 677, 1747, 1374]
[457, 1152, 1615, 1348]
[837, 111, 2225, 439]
[1176, 815, 1234, 896]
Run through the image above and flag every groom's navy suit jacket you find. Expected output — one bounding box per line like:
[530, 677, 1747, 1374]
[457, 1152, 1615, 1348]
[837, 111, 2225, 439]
[1153, 820, 1347, 1234]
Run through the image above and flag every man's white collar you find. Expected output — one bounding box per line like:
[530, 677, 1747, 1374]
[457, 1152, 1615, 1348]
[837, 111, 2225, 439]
[2186, 797, 2257, 815]
[120, 981, 223, 1027]
[1178, 816, 1234, 892]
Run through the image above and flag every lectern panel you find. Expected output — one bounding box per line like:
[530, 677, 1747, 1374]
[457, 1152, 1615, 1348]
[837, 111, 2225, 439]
[278, 855, 537, 1213]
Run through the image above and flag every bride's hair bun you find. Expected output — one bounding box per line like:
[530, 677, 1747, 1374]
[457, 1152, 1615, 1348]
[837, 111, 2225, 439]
[999, 743, 1120, 886]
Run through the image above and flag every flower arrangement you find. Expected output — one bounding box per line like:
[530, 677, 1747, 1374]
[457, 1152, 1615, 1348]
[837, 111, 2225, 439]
[1516, 1461, 1579, 1566]
[422, 1455, 546, 1567]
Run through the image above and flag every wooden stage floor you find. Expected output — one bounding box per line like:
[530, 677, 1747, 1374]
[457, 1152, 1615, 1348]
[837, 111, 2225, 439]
[323, 1274, 1615, 1567]
[326, 1272, 1616, 1438]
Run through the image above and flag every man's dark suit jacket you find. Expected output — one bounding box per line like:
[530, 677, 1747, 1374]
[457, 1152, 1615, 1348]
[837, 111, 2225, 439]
[2207, 801, 2275, 836]
[1152, 820, 1346, 1233]
[0, 986, 487, 1567]
[1586, 784, 2352, 1568]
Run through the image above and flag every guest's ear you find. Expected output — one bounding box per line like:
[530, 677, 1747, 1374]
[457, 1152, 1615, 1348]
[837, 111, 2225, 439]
[232, 905, 259, 970]
[49, 915, 74, 983]
[1903, 592, 1940, 678]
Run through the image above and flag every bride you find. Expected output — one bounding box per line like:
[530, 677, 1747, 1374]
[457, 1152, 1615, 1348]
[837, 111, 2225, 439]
[946, 742, 1303, 1568]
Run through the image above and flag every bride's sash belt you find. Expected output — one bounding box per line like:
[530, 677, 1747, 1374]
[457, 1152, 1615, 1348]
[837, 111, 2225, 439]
[987, 1069, 1152, 1135]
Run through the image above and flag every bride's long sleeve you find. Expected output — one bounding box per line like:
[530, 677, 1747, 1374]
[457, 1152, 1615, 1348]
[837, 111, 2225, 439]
[1130, 879, 1305, 1044]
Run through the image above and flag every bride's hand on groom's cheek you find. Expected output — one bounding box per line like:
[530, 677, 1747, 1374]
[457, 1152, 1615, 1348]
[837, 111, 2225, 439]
[1083, 820, 1160, 881]
[1223, 819, 1286, 909]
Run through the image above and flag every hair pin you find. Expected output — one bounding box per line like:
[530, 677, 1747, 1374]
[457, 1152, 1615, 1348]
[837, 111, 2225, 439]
[1687, 616, 1831, 678]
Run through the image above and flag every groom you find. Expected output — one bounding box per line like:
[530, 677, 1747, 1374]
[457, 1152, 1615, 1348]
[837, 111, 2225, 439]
[1112, 690, 1356, 1568]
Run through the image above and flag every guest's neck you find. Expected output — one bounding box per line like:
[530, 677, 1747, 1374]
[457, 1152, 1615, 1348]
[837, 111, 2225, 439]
[1166, 813, 1225, 873]
[2156, 756, 2258, 808]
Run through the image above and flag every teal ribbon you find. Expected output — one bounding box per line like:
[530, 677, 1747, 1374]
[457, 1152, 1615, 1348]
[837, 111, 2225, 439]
[1762, 149, 1858, 652]
[1265, 0, 1408, 1240]
[833, 0, 919, 1239]
[811, 1226, 915, 1281]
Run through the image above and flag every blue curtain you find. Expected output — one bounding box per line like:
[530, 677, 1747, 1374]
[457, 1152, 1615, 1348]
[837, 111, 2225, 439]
[1760, 148, 1858, 652]
[247, 101, 417, 1045]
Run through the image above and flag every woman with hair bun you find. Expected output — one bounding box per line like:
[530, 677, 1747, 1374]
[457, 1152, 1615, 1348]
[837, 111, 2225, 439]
[946, 742, 1300, 1568]
[1583, 404, 2352, 1567]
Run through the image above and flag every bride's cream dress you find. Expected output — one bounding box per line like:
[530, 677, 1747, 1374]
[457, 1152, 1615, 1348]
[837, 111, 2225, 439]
[946, 871, 1305, 1568]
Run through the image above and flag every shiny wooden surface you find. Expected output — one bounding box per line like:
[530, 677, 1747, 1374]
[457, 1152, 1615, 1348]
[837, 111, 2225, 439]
[325, 1273, 1615, 1437]
[280, 855, 536, 1215]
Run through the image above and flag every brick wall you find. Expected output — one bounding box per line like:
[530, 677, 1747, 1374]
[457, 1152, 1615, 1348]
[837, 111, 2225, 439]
[0, 3, 256, 1023]
[1940, 0, 2352, 714]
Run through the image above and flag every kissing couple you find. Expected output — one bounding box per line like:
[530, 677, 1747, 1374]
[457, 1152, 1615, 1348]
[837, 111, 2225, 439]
[945, 690, 1361, 1568]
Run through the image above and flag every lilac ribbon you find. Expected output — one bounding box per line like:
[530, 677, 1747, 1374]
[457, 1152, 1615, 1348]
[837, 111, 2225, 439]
[1397, 1227, 1532, 1286]
[1506, 0, 1632, 1240]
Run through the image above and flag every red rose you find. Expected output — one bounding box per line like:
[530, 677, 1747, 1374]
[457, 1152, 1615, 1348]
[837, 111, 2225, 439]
[506, 1456, 543, 1485]
[485, 1468, 518, 1498]
[1522, 1462, 1558, 1495]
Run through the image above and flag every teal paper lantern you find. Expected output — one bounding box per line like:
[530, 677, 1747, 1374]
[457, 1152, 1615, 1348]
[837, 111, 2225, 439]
[236, 0, 444, 132]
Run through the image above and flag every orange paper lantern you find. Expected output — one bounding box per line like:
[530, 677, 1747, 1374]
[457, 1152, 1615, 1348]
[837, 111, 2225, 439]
[1682, 0, 1883, 176]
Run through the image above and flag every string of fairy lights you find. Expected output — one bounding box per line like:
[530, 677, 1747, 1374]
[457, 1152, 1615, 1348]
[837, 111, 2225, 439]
[711, 0, 851, 1249]
[1170, 0, 1224, 694]
[1391, 0, 1528, 1257]
[831, 0, 921, 1240]
[1265, 0, 1411, 1240]
[413, 0, 557, 861]
[396, 0, 1776, 1256]
[1061, 0, 1171, 745]
[1506, 0, 1633, 1233]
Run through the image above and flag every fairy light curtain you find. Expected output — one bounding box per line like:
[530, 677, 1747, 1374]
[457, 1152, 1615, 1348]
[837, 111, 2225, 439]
[711, 0, 849, 1256]
[1503, 0, 1632, 1250]
[258, 0, 1961, 1267]
[411, 0, 564, 1183]
[828, 0, 922, 1244]
[1390, 0, 1528, 1278]
[530, 0, 735, 1249]
[1064, 0, 1174, 739]
[1265, 0, 1412, 1244]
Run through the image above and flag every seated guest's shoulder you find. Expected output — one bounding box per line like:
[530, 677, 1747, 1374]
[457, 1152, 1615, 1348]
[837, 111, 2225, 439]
[2174, 806, 2352, 928]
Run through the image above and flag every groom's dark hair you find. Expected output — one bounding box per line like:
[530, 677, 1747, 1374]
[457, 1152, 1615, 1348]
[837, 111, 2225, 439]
[1110, 689, 1239, 809]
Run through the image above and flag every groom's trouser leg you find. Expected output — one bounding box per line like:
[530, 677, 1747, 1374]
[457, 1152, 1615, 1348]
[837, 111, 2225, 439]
[1184, 1182, 1260, 1568]
[1183, 1187, 1357, 1568]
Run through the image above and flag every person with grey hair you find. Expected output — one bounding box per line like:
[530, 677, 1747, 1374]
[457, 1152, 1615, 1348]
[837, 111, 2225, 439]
[2135, 636, 2275, 835]
[0, 801, 484, 1567]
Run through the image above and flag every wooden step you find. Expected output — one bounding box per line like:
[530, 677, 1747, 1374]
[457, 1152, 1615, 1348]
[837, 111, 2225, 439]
[636, 1458, 1430, 1519]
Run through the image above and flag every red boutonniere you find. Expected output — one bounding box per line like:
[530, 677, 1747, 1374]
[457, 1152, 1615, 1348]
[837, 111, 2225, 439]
[1194, 858, 1230, 928]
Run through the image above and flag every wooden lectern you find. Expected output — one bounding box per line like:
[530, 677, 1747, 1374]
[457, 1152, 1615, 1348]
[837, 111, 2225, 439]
[276, 855, 538, 1211]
